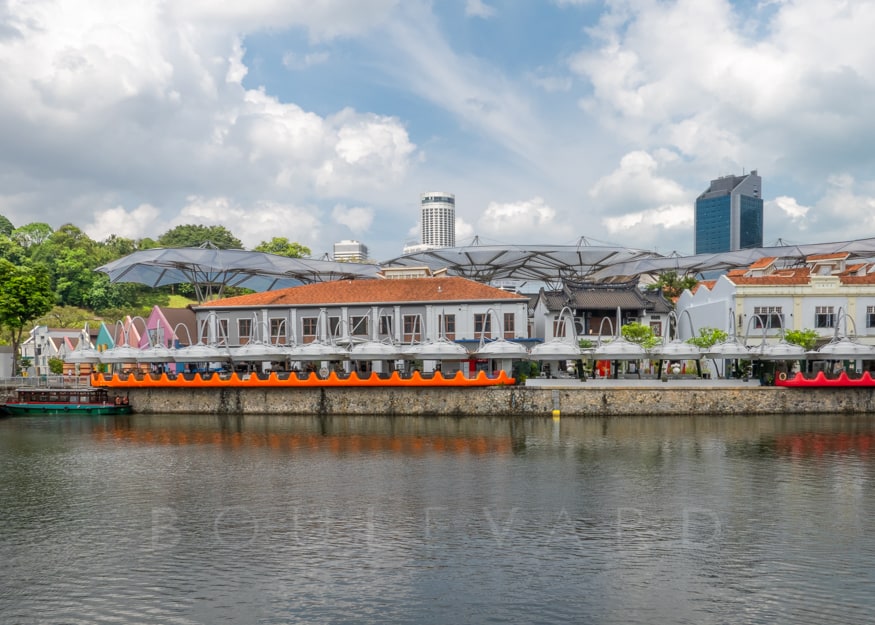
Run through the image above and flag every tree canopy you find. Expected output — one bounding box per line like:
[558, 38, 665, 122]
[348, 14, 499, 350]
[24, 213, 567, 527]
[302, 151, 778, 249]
[0, 259, 55, 373]
[158, 224, 244, 249]
[254, 237, 311, 258]
[645, 270, 698, 300]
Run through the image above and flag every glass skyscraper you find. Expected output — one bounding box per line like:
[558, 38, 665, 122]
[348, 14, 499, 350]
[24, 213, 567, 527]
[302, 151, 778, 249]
[694, 171, 763, 254]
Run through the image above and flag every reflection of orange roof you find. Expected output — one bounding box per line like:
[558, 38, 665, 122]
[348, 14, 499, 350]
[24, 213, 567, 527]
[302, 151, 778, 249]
[748, 256, 776, 270]
[92, 426, 513, 456]
[807, 252, 850, 262]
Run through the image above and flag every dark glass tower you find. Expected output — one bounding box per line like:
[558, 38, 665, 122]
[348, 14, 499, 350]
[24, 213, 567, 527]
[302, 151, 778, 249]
[694, 171, 763, 254]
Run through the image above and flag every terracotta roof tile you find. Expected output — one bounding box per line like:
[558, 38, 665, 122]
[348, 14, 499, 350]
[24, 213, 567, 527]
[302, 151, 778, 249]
[807, 252, 850, 262]
[198, 276, 527, 308]
[748, 256, 777, 270]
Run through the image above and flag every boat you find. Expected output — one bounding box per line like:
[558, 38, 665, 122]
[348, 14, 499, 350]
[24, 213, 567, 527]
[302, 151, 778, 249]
[1, 386, 133, 415]
[775, 371, 875, 387]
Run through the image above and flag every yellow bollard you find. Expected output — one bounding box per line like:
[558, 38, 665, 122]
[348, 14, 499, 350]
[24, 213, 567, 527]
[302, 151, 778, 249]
[552, 409, 560, 420]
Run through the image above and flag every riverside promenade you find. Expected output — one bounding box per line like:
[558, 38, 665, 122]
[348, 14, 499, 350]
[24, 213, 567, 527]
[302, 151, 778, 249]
[114, 377, 873, 416]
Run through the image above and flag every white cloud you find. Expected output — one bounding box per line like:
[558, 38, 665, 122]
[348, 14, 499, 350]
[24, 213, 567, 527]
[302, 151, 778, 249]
[569, 0, 875, 179]
[174, 196, 323, 249]
[476, 197, 557, 239]
[465, 0, 496, 19]
[331, 204, 375, 234]
[590, 150, 688, 209]
[282, 51, 330, 69]
[769, 196, 809, 221]
[84, 204, 162, 242]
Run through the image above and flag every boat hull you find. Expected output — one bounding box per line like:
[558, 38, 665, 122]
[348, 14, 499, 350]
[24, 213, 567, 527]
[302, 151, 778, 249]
[2, 403, 132, 415]
[775, 371, 875, 387]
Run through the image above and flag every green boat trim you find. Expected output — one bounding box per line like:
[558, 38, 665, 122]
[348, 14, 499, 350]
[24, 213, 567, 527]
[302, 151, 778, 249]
[2, 386, 132, 416]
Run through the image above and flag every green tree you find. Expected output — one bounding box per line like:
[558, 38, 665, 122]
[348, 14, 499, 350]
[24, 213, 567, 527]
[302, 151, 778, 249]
[0, 214, 14, 236]
[12, 222, 54, 251]
[784, 328, 818, 351]
[646, 270, 698, 300]
[254, 237, 311, 258]
[48, 357, 65, 375]
[686, 327, 729, 349]
[0, 260, 55, 374]
[621, 321, 660, 349]
[158, 224, 243, 249]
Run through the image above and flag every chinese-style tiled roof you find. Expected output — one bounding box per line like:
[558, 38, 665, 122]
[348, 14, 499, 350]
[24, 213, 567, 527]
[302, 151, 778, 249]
[197, 276, 527, 308]
[538, 281, 671, 313]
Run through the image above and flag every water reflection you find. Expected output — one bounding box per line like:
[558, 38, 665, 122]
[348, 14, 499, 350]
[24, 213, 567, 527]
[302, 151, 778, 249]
[1, 412, 874, 625]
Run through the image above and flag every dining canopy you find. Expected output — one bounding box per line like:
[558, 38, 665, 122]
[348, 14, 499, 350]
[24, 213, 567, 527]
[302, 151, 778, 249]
[96, 246, 380, 302]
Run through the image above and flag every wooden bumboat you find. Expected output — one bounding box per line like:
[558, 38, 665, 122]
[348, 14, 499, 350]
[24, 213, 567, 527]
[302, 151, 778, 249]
[2, 386, 133, 416]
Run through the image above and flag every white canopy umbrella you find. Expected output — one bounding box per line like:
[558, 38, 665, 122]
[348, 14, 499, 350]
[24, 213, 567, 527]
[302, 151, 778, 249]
[807, 337, 875, 360]
[650, 340, 702, 361]
[65, 331, 102, 365]
[136, 343, 176, 364]
[404, 339, 469, 360]
[229, 342, 288, 362]
[350, 340, 405, 361]
[290, 341, 350, 361]
[475, 339, 529, 359]
[592, 338, 647, 360]
[172, 342, 232, 363]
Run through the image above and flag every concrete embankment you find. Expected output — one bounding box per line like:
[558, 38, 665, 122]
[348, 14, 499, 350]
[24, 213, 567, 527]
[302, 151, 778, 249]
[122, 381, 874, 416]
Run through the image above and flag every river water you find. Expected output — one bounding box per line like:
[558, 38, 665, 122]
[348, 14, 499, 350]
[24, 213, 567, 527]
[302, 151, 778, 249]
[1, 412, 874, 625]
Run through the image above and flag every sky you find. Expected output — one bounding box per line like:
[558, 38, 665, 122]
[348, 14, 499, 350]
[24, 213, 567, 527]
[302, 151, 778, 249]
[2, 0, 875, 263]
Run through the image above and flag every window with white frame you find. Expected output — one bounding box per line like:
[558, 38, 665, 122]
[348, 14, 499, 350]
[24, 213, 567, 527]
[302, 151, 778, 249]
[474, 313, 492, 338]
[238, 318, 252, 343]
[868, 306, 875, 328]
[438, 314, 455, 339]
[217, 319, 229, 344]
[503, 313, 515, 338]
[752, 306, 784, 329]
[327, 316, 340, 339]
[350, 315, 368, 337]
[269, 318, 286, 343]
[814, 306, 836, 329]
[403, 315, 421, 342]
[379, 315, 393, 337]
[302, 317, 317, 342]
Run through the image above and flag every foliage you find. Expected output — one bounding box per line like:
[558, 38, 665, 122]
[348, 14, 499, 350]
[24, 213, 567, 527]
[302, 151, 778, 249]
[0, 260, 55, 374]
[18, 356, 32, 376]
[12, 222, 54, 250]
[254, 237, 311, 258]
[48, 357, 65, 375]
[0, 214, 14, 235]
[686, 327, 729, 349]
[646, 270, 698, 300]
[578, 338, 594, 349]
[784, 328, 819, 351]
[158, 224, 243, 249]
[36, 306, 101, 329]
[621, 322, 660, 349]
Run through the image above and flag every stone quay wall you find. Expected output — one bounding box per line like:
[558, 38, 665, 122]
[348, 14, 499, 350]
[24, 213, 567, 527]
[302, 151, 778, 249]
[124, 385, 875, 416]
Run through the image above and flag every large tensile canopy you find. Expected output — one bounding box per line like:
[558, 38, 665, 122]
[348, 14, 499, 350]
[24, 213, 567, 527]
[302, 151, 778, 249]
[383, 237, 875, 285]
[96, 247, 380, 302]
[381, 243, 661, 288]
[586, 237, 875, 280]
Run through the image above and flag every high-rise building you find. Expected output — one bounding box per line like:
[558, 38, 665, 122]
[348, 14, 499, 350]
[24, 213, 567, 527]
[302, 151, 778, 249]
[420, 192, 455, 248]
[333, 239, 369, 262]
[694, 171, 763, 254]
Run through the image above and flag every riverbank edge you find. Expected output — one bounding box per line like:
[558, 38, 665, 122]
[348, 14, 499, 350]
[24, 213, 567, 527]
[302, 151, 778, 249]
[120, 385, 874, 416]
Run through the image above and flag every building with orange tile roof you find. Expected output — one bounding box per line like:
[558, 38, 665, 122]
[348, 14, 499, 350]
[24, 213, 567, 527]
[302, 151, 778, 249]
[193, 275, 530, 376]
[677, 254, 875, 374]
